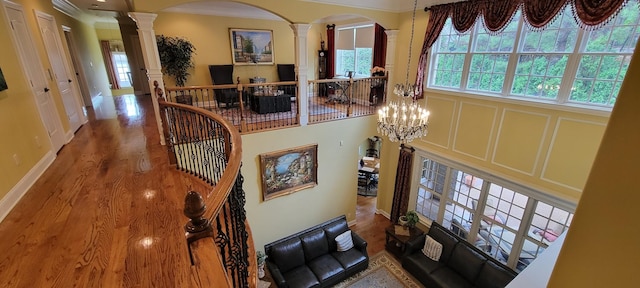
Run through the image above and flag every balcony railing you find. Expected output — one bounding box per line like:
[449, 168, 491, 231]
[162, 75, 387, 133]
[154, 82, 257, 287]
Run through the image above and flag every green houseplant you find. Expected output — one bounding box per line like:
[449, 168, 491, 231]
[256, 250, 267, 278]
[156, 35, 195, 103]
[398, 210, 419, 228]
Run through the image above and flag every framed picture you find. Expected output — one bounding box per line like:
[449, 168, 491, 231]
[230, 28, 274, 65]
[259, 144, 318, 201]
[0, 67, 7, 91]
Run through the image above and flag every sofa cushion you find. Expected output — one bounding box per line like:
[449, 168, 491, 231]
[307, 254, 345, 283]
[430, 267, 475, 288]
[423, 235, 443, 261]
[324, 219, 349, 252]
[270, 238, 306, 273]
[428, 225, 459, 263]
[402, 252, 445, 274]
[301, 229, 329, 261]
[282, 265, 320, 288]
[332, 249, 367, 269]
[475, 261, 516, 288]
[335, 230, 354, 251]
[448, 244, 487, 283]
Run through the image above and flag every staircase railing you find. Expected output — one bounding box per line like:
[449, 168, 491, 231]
[154, 81, 256, 288]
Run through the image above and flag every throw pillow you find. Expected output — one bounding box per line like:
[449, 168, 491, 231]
[335, 230, 354, 251]
[422, 235, 443, 261]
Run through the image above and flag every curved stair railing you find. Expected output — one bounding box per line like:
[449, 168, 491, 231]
[154, 82, 257, 288]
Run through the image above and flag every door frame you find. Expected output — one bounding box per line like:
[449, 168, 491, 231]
[62, 26, 91, 108]
[2, 0, 65, 152]
[35, 10, 86, 134]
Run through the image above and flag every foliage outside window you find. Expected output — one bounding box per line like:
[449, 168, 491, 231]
[335, 24, 374, 77]
[428, 3, 640, 109]
[412, 152, 574, 272]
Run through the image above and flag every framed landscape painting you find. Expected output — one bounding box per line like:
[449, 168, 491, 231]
[230, 28, 274, 65]
[259, 144, 318, 201]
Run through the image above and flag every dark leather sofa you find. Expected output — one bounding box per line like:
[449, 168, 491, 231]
[264, 215, 369, 288]
[402, 221, 517, 288]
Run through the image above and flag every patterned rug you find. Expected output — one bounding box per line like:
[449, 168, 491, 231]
[334, 251, 422, 288]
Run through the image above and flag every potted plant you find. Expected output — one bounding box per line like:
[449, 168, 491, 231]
[156, 35, 196, 104]
[256, 250, 267, 279]
[405, 210, 419, 228]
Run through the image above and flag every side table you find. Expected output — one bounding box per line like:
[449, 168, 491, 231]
[385, 225, 424, 258]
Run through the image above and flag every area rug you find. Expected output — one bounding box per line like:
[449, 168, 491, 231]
[334, 251, 422, 288]
[309, 102, 341, 115]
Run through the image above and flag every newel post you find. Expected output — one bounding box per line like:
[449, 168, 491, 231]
[184, 190, 213, 243]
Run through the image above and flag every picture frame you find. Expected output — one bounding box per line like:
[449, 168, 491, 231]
[230, 28, 274, 65]
[259, 144, 318, 201]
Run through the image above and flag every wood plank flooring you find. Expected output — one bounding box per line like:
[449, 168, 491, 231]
[0, 94, 390, 287]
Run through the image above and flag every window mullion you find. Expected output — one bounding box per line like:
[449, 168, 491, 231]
[468, 180, 491, 242]
[460, 25, 477, 91]
[438, 165, 455, 223]
[506, 198, 538, 269]
[502, 13, 526, 97]
[557, 28, 587, 104]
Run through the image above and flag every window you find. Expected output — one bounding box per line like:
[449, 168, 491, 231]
[112, 51, 132, 88]
[411, 153, 574, 272]
[428, 2, 640, 109]
[335, 24, 374, 76]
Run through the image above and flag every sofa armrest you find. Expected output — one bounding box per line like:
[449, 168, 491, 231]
[266, 261, 288, 288]
[403, 234, 426, 257]
[351, 232, 368, 257]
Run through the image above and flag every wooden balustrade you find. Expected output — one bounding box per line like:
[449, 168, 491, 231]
[307, 75, 387, 123]
[154, 82, 256, 288]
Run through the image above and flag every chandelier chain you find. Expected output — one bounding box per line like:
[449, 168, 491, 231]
[405, 0, 418, 84]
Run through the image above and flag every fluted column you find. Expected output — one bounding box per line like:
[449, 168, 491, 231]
[384, 30, 399, 102]
[128, 12, 166, 145]
[290, 23, 312, 126]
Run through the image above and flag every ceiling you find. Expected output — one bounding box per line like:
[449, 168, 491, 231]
[56, 0, 460, 24]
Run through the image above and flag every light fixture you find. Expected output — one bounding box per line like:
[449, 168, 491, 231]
[377, 0, 430, 143]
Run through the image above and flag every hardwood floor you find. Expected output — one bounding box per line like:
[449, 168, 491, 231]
[0, 94, 390, 287]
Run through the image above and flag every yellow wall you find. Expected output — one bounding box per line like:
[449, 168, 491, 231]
[375, 11, 608, 216]
[0, 5, 50, 195]
[0, 0, 109, 199]
[547, 35, 640, 288]
[154, 12, 297, 86]
[242, 117, 378, 249]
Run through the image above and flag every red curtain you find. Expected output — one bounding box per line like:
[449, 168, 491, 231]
[100, 40, 120, 90]
[326, 24, 336, 79]
[372, 23, 387, 69]
[415, 0, 632, 98]
[390, 145, 415, 224]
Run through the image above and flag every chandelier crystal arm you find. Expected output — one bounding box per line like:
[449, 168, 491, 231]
[377, 0, 430, 144]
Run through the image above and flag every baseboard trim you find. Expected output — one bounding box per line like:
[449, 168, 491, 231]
[0, 151, 55, 223]
[65, 130, 74, 143]
[347, 219, 357, 227]
[376, 209, 391, 220]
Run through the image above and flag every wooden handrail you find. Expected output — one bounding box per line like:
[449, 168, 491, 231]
[154, 82, 256, 288]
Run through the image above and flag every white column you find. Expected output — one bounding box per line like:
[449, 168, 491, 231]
[128, 12, 166, 145]
[290, 23, 312, 126]
[384, 30, 399, 101]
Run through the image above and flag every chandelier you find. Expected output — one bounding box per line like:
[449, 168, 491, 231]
[377, 0, 430, 143]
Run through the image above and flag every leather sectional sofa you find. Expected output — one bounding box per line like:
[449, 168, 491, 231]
[402, 221, 517, 288]
[264, 215, 369, 288]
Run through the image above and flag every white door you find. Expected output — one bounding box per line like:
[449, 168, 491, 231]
[35, 11, 84, 133]
[3, 1, 65, 152]
[63, 27, 91, 107]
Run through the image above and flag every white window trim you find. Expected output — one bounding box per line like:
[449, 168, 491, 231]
[425, 8, 637, 112]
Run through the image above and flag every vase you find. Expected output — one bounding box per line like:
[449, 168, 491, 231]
[258, 263, 265, 279]
[398, 216, 408, 227]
